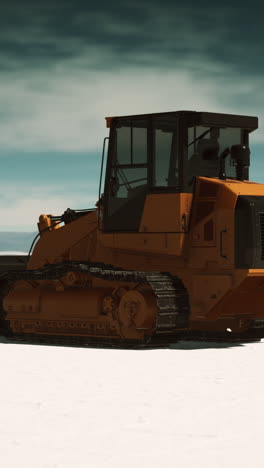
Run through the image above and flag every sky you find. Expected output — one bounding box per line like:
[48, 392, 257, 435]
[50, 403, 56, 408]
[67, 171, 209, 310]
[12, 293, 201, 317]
[1, 0, 264, 231]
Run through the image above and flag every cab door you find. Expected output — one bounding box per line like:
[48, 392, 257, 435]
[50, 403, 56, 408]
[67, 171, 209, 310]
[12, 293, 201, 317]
[104, 119, 149, 232]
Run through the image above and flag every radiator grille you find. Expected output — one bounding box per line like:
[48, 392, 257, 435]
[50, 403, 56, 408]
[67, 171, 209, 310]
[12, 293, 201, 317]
[235, 196, 264, 269]
[259, 212, 264, 260]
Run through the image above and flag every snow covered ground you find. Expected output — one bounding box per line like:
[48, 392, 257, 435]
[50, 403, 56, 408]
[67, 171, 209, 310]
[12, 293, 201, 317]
[0, 338, 263, 468]
[0, 252, 28, 255]
[0, 251, 263, 467]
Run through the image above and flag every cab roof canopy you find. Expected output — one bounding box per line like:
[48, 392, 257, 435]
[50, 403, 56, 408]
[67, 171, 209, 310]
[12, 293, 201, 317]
[105, 110, 258, 131]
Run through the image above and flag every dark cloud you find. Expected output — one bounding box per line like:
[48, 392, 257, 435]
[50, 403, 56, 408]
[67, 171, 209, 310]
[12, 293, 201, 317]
[0, 0, 263, 232]
[0, 0, 263, 154]
[0, 1, 263, 77]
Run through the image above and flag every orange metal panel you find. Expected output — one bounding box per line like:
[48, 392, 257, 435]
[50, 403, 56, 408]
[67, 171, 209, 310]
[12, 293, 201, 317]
[105, 117, 116, 128]
[112, 232, 187, 256]
[139, 193, 193, 232]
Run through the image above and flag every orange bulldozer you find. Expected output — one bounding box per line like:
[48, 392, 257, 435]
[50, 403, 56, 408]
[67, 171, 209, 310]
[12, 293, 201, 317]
[0, 110, 263, 347]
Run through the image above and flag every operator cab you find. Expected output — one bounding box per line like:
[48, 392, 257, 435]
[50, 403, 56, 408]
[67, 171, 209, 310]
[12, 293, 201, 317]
[101, 110, 258, 232]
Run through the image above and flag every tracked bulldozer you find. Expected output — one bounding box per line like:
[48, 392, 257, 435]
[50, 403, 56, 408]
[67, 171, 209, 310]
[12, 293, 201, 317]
[1, 110, 264, 347]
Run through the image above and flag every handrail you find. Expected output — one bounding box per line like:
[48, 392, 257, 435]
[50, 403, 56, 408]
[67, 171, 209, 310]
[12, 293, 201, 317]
[220, 228, 227, 258]
[97, 137, 109, 231]
[98, 137, 109, 201]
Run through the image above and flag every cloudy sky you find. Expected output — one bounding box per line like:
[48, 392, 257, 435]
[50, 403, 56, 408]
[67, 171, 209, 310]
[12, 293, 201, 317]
[1, 0, 263, 231]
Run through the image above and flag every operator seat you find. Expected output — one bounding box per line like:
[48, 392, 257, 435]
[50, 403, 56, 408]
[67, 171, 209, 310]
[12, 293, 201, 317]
[188, 138, 220, 181]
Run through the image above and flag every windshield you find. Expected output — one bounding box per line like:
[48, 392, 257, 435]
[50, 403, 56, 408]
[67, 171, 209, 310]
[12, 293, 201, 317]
[187, 126, 243, 185]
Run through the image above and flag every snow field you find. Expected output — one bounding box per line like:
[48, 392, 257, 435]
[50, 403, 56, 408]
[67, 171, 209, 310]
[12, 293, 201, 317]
[0, 339, 263, 468]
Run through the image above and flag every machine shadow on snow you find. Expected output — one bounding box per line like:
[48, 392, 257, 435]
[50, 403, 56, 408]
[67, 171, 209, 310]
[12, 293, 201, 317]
[0, 335, 262, 350]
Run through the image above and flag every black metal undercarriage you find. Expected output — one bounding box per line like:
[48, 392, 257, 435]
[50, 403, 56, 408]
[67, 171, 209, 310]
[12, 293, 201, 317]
[0, 260, 263, 349]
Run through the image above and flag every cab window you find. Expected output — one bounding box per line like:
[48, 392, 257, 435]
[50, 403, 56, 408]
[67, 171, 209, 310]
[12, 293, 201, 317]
[187, 126, 242, 186]
[116, 125, 147, 165]
[154, 125, 179, 187]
